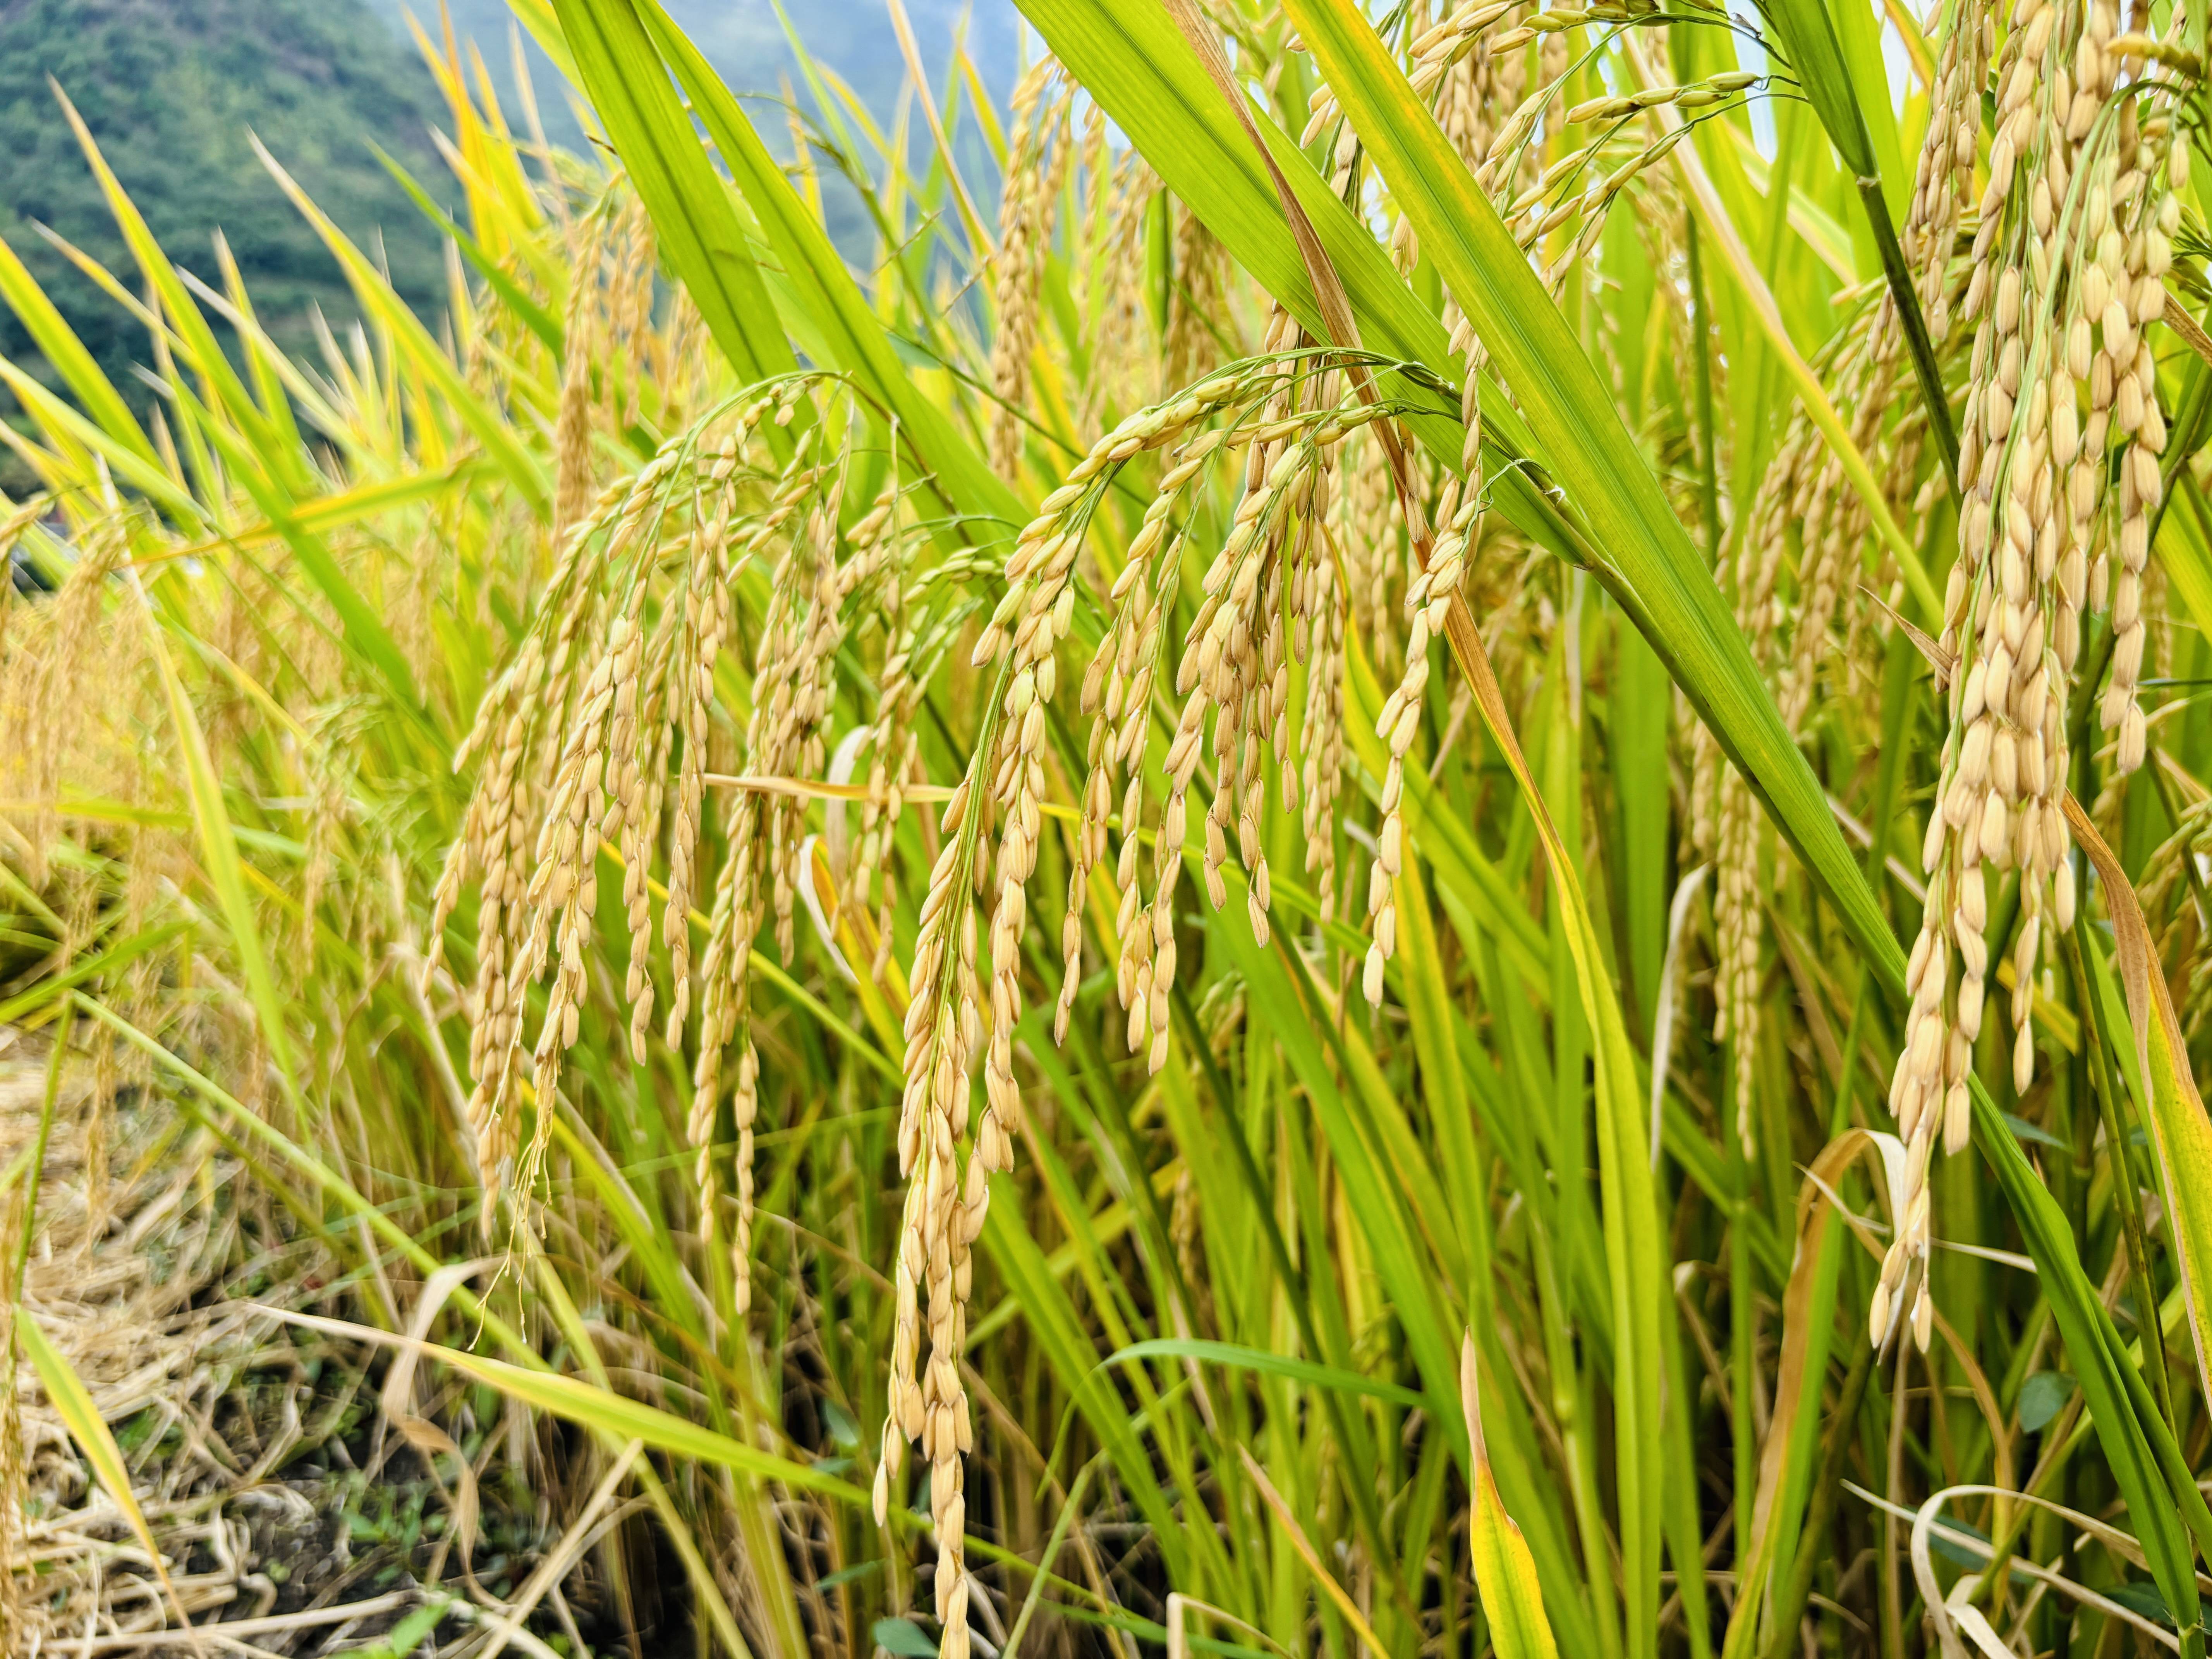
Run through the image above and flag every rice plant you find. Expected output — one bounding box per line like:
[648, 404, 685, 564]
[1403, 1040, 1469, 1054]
[3, 0, 2212, 1654]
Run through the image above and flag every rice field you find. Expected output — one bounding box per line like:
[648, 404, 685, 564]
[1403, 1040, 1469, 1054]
[2, 0, 2212, 1654]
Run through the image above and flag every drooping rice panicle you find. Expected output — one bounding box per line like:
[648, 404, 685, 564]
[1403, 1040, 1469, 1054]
[1878, 0, 2181, 1350]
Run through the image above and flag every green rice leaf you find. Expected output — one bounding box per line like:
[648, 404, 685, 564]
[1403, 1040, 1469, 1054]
[135, 579, 302, 1115]
[628, 0, 1027, 546]
[252, 137, 550, 514]
[551, 0, 798, 392]
[1098, 1338, 1431, 1409]
[0, 232, 157, 465]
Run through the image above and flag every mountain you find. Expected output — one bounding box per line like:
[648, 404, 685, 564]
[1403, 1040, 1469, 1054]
[0, 0, 451, 441]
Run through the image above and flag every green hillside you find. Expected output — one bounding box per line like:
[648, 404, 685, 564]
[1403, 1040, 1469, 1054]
[0, 0, 448, 452]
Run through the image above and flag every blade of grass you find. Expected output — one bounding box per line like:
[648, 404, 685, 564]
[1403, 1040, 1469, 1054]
[0, 233, 156, 464]
[1725, 1128, 1900, 1659]
[1096, 1338, 1431, 1410]
[152, 462, 494, 566]
[1460, 1334, 1563, 1659]
[252, 137, 550, 513]
[0, 922, 190, 1028]
[1620, 33, 1939, 618]
[154, 377, 423, 711]
[374, 145, 564, 353]
[882, 0, 994, 262]
[258, 1307, 863, 1498]
[550, 0, 797, 395]
[131, 572, 301, 1116]
[2065, 797, 2212, 1422]
[982, 1177, 1193, 1583]
[51, 81, 290, 482]
[627, 0, 1026, 544]
[1755, 0, 1956, 487]
[1238, 1444, 1390, 1658]
[0, 359, 203, 525]
[20, 1313, 197, 1642]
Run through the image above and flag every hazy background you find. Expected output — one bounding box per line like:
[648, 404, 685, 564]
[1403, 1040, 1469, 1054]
[0, 0, 1024, 440]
